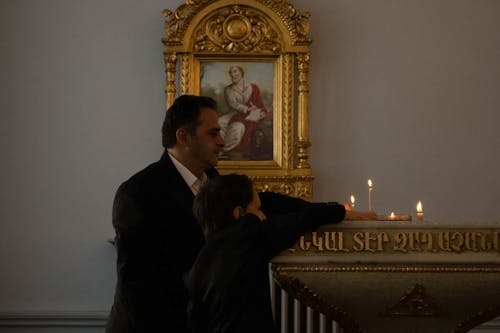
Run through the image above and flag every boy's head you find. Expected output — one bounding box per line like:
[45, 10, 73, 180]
[193, 174, 266, 238]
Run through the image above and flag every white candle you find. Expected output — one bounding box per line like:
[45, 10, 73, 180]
[350, 195, 355, 209]
[368, 179, 373, 211]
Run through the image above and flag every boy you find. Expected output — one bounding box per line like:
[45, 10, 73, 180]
[185, 174, 348, 333]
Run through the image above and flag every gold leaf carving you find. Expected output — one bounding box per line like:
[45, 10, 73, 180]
[251, 175, 312, 200]
[194, 5, 281, 53]
[164, 52, 177, 108]
[296, 52, 311, 169]
[282, 53, 294, 170]
[163, 4, 191, 43]
[253, 181, 294, 196]
[256, 0, 311, 44]
[295, 181, 312, 199]
[180, 54, 190, 95]
[162, 0, 313, 200]
[163, 0, 312, 48]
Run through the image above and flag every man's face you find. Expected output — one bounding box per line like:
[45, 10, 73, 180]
[244, 189, 266, 221]
[187, 107, 224, 170]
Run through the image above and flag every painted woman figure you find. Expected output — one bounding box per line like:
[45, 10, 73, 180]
[222, 65, 267, 155]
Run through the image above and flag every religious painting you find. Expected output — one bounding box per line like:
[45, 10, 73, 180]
[163, 0, 314, 199]
[200, 61, 274, 161]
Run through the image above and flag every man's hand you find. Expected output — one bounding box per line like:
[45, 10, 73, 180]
[344, 210, 377, 221]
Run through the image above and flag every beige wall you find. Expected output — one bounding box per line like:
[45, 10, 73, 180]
[0, 0, 499, 329]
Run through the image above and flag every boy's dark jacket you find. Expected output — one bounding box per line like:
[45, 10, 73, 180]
[185, 203, 345, 333]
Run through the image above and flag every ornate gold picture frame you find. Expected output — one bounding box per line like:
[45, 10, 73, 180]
[163, 0, 314, 200]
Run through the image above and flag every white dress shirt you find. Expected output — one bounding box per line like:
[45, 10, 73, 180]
[168, 153, 207, 195]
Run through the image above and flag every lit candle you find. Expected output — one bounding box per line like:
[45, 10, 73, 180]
[368, 179, 373, 211]
[416, 201, 423, 221]
[350, 195, 355, 209]
[376, 212, 412, 221]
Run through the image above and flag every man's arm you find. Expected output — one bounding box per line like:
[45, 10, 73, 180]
[259, 191, 311, 216]
[260, 191, 376, 220]
[256, 203, 346, 260]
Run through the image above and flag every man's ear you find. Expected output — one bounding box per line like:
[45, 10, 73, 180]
[233, 206, 244, 221]
[175, 128, 189, 146]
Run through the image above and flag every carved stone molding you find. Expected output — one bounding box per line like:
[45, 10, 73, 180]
[272, 222, 500, 333]
[274, 265, 500, 273]
[381, 284, 445, 317]
[274, 272, 362, 333]
[455, 307, 500, 333]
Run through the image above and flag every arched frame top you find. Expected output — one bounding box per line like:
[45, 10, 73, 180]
[162, 0, 314, 200]
[163, 0, 311, 54]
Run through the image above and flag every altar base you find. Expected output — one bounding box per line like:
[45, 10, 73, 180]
[272, 221, 500, 333]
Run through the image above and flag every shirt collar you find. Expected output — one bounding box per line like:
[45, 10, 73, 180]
[168, 152, 207, 195]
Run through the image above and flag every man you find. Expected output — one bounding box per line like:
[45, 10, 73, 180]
[107, 94, 374, 332]
[106, 95, 224, 332]
[185, 174, 347, 333]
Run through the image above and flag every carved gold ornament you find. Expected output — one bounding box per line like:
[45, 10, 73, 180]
[162, 0, 311, 48]
[193, 6, 281, 53]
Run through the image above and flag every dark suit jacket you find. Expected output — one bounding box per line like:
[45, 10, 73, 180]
[106, 153, 218, 333]
[184, 203, 346, 333]
[106, 152, 325, 332]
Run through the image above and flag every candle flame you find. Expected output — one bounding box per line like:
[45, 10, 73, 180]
[350, 195, 355, 204]
[416, 201, 423, 213]
[390, 212, 395, 218]
[368, 179, 372, 187]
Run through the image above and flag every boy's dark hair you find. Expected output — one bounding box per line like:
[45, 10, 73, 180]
[162, 95, 217, 148]
[193, 174, 254, 238]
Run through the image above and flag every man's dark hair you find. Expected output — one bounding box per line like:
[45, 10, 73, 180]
[193, 174, 254, 238]
[162, 95, 217, 148]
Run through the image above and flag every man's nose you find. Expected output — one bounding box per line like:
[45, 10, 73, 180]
[217, 134, 225, 147]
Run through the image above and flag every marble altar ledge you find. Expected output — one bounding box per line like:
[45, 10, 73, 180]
[271, 220, 500, 333]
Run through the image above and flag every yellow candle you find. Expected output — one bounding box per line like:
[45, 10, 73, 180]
[350, 195, 355, 209]
[416, 201, 423, 221]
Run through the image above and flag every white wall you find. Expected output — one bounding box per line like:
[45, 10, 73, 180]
[299, 0, 500, 221]
[0, 0, 499, 330]
[0, 0, 170, 315]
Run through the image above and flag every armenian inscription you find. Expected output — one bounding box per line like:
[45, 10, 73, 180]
[296, 230, 500, 253]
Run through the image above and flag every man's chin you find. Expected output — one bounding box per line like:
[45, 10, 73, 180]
[209, 158, 218, 168]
